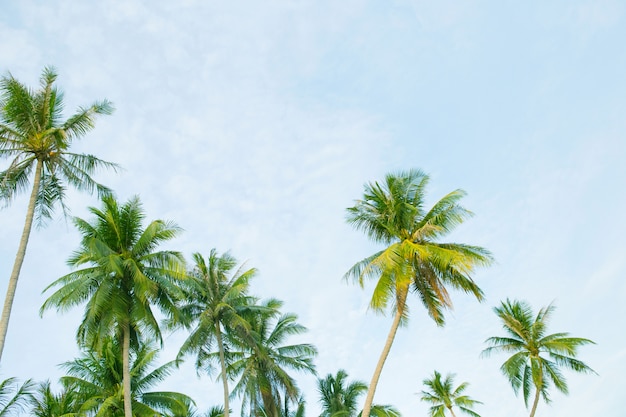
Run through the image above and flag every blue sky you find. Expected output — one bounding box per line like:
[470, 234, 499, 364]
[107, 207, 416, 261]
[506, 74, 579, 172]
[1, 1, 625, 416]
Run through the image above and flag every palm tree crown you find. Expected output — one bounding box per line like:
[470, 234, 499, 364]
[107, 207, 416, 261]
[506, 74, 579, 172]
[61, 337, 194, 417]
[420, 371, 481, 417]
[30, 381, 80, 417]
[317, 370, 399, 417]
[0, 66, 118, 362]
[317, 370, 367, 417]
[482, 299, 596, 417]
[229, 299, 317, 417]
[345, 169, 493, 417]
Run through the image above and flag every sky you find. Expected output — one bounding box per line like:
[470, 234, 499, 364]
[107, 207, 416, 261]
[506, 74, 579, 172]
[1, 0, 625, 416]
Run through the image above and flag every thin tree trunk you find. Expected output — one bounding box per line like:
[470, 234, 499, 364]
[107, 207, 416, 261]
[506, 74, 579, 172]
[0, 159, 42, 362]
[361, 288, 408, 417]
[122, 321, 133, 417]
[215, 323, 230, 417]
[448, 406, 457, 417]
[528, 388, 541, 417]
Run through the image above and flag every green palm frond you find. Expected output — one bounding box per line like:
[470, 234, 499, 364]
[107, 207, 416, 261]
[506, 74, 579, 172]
[0, 377, 36, 417]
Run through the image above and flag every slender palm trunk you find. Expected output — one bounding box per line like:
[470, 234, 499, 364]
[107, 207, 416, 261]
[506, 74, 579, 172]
[528, 388, 541, 417]
[122, 321, 133, 417]
[448, 406, 457, 417]
[0, 159, 42, 362]
[215, 323, 230, 417]
[361, 289, 408, 417]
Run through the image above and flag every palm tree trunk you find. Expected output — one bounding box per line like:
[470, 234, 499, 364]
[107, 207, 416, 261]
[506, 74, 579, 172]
[361, 288, 408, 417]
[0, 159, 42, 362]
[528, 388, 541, 417]
[122, 322, 133, 417]
[448, 406, 457, 417]
[215, 323, 230, 417]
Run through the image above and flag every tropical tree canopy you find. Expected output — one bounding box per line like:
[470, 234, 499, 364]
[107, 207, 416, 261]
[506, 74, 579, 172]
[41, 195, 185, 353]
[30, 380, 81, 417]
[345, 169, 493, 417]
[228, 299, 317, 417]
[61, 337, 194, 417]
[345, 169, 493, 324]
[482, 299, 596, 417]
[420, 371, 481, 417]
[317, 369, 367, 417]
[0, 66, 118, 362]
[317, 370, 400, 417]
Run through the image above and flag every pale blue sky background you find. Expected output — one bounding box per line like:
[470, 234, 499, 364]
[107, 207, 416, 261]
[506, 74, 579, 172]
[1, 1, 625, 416]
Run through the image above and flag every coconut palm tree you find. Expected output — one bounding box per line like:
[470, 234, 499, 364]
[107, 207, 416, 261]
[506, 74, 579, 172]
[482, 299, 596, 417]
[345, 169, 493, 417]
[0, 377, 35, 416]
[61, 337, 194, 417]
[41, 195, 186, 417]
[419, 371, 481, 417]
[0, 67, 118, 361]
[176, 249, 259, 417]
[228, 299, 317, 417]
[317, 370, 400, 417]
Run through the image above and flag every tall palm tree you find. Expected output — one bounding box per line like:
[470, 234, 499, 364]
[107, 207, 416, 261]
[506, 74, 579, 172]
[482, 299, 596, 417]
[176, 249, 259, 417]
[345, 169, 493, 417]
[0, 67, 118, 361]
[61, 337, 194, 417]
[41, 195, 186, 417]
[419, 371, 481, 417]
[0, 377, 35, 416]
[317, 370, 399, 417]
[229, 299, 317, 417]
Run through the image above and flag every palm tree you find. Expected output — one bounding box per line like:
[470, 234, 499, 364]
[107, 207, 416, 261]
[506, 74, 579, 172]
[61, 337, 194, 417]
[41, 195, 186, 417]
[482, 299, 596, 417]
[229, 299, 317, 417]
[0, 377, 35, 416]
[318, 370, 366, 417]
[345, 169, 493, 417]
[0, 67, 118, 361]
[419, 371, 481, 417]
[176, 249, 259, 417]
[317, 370, 399, 417]
[30, 381, 80, 417]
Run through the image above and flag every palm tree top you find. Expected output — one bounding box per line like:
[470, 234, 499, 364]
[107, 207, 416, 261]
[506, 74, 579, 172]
[345, 169, 493, 322]
[346, 169, 473, 245]
[0, 66, 119, 223]
[482, 299, 596, 412]
[420, 371, 481, 417]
